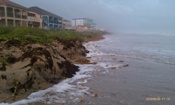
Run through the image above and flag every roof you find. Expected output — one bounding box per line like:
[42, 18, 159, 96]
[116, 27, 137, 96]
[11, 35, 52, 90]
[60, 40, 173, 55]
[0, 0, 27, 9]
[28, 6, 62, 19]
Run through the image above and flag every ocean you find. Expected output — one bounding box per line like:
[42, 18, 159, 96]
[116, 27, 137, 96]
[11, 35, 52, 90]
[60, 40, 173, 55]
[1, 33, 175, 105]
[81, 33, 175, 105]
[99, 33, 175, 65]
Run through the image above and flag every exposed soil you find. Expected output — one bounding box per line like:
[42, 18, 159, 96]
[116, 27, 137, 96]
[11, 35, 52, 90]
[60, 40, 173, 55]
[0, 35, 104, 103]
[83, 35, 104, 43]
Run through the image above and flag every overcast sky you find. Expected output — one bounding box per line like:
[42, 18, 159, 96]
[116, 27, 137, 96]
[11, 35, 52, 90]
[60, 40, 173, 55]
[12, 0, 175, 34]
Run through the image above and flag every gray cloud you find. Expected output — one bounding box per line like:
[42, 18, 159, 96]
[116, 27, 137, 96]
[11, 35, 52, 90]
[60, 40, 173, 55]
[12, 0, 175, 34]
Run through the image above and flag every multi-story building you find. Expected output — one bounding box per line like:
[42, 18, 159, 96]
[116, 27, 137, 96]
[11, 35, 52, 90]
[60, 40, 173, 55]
[71, 18, 96, 32]
[28, 6, 63, 30]
[61, 19, 72, 29]
[28, 11, 42, 28]
[0, 0, 28, 27]
[71, 18, 95, 27]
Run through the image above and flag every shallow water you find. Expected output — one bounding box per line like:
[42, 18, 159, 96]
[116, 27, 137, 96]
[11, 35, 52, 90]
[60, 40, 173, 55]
[1, 33, 175, 105]
[98, 34, 175, 65]
[80, 34, 175, 105]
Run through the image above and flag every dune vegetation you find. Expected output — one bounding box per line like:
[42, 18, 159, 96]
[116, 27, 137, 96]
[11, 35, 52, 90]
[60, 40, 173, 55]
[0, 27, 83, 44]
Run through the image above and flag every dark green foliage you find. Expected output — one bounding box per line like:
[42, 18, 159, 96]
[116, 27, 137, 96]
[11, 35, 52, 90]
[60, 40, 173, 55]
[0, 27, 14, 35]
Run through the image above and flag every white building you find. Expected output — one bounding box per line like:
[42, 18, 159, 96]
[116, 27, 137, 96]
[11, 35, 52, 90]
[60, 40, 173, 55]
[61, 19, 72, 29]
[71, 18, 94, 27]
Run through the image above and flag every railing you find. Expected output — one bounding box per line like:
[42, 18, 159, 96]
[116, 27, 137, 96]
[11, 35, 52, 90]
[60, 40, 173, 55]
[54, 25, 58, 28]
[49, 20, 54, 23]
[0, 12, 5, 17]
[49, 17, 54, 23]
[15, 22, 21, 27]
[22, 15, 27, 19]
[54, 21, 58, 24]
[15, 14, 21, 18]
[7, 12, 13, 17]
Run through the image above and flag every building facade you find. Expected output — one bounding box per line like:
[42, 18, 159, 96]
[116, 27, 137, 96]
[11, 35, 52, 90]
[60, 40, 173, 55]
[28, 11, 42, 28]
[71, 18, 96, 32]
[61, 19, 72, 29]
[28, 6, 62, 30]
[0, 0, 28, 27]
[71, 18, 95, 27]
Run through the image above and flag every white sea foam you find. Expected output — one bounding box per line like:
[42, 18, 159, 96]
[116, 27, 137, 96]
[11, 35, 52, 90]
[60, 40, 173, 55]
[0, 65, 94, 105]
[84, 42, 107, 58]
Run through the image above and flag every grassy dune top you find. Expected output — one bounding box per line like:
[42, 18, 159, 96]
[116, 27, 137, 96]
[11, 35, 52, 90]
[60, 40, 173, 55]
[0, 26, 109, 44]
[0, 27, 82, 44]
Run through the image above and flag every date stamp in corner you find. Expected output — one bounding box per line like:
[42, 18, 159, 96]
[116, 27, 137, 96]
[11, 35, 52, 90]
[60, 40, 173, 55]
[146, 97, 171, 101]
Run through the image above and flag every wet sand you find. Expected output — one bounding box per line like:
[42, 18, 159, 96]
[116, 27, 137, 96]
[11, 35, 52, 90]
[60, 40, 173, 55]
[71, 54, 175, 105]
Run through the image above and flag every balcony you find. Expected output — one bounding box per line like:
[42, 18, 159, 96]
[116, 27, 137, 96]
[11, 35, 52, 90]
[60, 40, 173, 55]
[22, 15, 27, 19]
[22, 21, 27, 27]
[7, 7, 13, 17]
[54, 20, 58, 24]
[15, 14, 21, 18]
[15, 9, 20, 18]
[53, 18, 58, 23]
[0, 12, 5, 17]
[54, 25, 58, 28]
[7, 19, 14, 26]
[49, 20, 54, 23]
[15, 20, 21, 26]
[0, 19, 5, 26]
[28, 13, 35, 17]
[7, 12, 13, 17]
[0, 7, 5, 17]
[49, 19, 54, 23]
[49, 17, 54, 23]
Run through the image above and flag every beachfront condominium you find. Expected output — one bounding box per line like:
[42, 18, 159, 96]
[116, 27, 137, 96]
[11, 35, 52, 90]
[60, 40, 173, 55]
[71, 18, 96, 27]
[0, 0, 28, 27]
[71, 18, 96, 31]
[61, 19, 72, 29]
[28, 6, 63, 30]
[28, 11, 42, 28]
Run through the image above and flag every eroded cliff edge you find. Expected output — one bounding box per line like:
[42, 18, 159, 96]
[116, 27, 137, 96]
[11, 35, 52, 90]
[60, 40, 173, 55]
[0, 39, 89, 102]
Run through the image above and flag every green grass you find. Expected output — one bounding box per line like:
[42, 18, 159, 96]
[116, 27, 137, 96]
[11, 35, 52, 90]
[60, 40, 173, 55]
[0, 26, 108, 44]
[0, 27, 83, 44]
[0, 27, 14, 35]
[47, 30, 83, 41]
